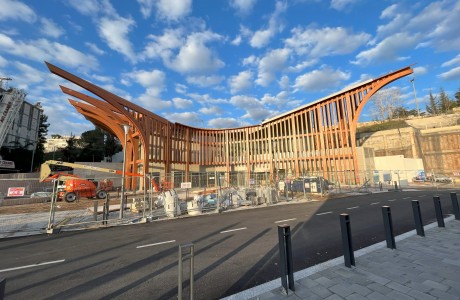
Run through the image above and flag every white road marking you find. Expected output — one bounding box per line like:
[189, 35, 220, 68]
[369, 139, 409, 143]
[0, 259, 65, 273]
[316, 212, 333, 216]
[347, 206, 359, 210]
[220, 227, 247, 234]
[402, 197, 410, 200]
[370, 202, 380, 205]
[418, 195, 426, 197]
[274, 218, 297, 224]
[136, 240, 176, 249]
[388, 199, 396, 202]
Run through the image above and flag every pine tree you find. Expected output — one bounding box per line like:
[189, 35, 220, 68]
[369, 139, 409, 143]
[425, 90, 438, 115]
[33, 112, 49, 170]
[438, 88, 452, 113]
[454, 87, 460, 107]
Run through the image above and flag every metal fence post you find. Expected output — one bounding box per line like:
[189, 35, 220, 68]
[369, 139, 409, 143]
[277, 225, 294, 294]
[411, 200, 425, 237]
[178, 243, 194, 300]
[93, 200, 98, 221]
[382, 206, 396, 249]
[433, 196, 445, 227]
[0, 277, 5, 300]
[340, 214, 355, 267]
[450, 192, 460, 220]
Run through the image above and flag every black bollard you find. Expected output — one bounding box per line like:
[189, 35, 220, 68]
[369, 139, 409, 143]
[93, 200, 98, 221]
[450, 192, 460, 221]
[433, 196, 445, 227]
[411, 200, 425, 237]
[382, 206, 396, 249]
[340, 214, 355, 267]
[0, 278, 5, 300]
[278, 225, 294, 294]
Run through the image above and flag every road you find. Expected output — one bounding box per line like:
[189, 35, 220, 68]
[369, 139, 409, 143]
[0, 188, 458, 299]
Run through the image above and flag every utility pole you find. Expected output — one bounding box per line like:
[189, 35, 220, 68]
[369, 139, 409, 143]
[410, 78, 420, 117]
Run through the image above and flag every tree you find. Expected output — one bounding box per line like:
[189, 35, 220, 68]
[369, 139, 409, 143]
[454, 87, 460, 107]
[104, 133, 122, 161]
[438, 88, 453, 113]
[33, 112, 49, 170]
[62, 134, 80, 162]
[78, 128, 105, 162]
[370, 87, 402, 121]
[393, 106, 417, 118]
[425, 90, 438, 115]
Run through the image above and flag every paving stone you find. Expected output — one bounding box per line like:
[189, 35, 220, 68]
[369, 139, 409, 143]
[386, 290, 415, 300]
[386, 281, 412, 294]
[315, 276, 336, 288]
[366, 282, 393, 295]
[297, 277, 319, 289]
[328, 284, 354, 298]
[428, 288, 460, 300]
[324, 294, 344, 300]
[365, 291, 388, 300]
[310, 284, 333, 298]
[348, 283, 372, 297]
[344, 293, 367, 300]
[407, 289, 437, 300]
[423, 279, 449, 292]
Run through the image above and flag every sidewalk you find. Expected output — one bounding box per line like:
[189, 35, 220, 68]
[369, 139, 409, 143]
[226, 216, 460, 300]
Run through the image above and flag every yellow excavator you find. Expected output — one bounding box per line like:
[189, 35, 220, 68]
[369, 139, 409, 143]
[39, 160, 143, 202]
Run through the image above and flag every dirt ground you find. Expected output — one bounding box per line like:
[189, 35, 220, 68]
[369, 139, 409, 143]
[0, 200, 97, 215]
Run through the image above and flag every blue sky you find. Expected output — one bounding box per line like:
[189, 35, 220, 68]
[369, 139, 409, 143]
[0, 0, 459, 137]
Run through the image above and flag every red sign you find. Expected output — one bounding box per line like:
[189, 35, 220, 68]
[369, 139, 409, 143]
[7, 187, 25, 197]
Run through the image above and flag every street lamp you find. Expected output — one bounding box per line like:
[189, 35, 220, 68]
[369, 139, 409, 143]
[120, 124, 130, 219]
[410, 78, 420, 117]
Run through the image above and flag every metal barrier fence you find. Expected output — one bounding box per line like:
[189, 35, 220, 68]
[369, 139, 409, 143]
[0, 169, 459, 237]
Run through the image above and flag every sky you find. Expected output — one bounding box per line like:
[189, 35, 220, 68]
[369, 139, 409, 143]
[0, 0, 459, 137]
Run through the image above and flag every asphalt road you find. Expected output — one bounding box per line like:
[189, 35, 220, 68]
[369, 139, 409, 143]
[0, 188, 458, 300]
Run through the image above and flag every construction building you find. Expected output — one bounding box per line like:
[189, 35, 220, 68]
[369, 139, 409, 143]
[46, 62, 413, 189]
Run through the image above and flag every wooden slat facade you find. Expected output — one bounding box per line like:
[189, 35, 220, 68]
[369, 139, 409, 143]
[46, 62, 413, 188]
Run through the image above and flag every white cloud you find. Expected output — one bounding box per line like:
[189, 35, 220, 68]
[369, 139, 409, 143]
[142, 28, 184, 61]
[352, 32, 419, 65]
[137, 0, 155, 18]
[230, 95, 272, 121]
[98, 16, 136, 62]
[249, 1, 287, 48]
[167, 32, 225, 74]
[0, 33, 99, 69]
[438, 66, 460, 81]
[231, 35, 242, 46]
[330, 0, 359, 11]
[441, 54, 460, 68]
[256, 48, 290, 86]
[230, 0, 257, 15]
[293, 66, 350, 92]
[124, 69, 165, 89]
[287, 60, 318, 73]
[90, 74, 113, 84]
[163, 112, 199, 125]
[40, 18, 65, 38]
[155, 0, 192, 21]
[85, 42, 105, 55]
[229, 71, 253, 94]
[186, 75, 224, 87]
[172, 97, 193, 109]
[413, 66, 427, 76]
[189, 93, 228, 105]
[242, 55, 258, 66]
[0, 0, 36, 23]
[278, 76, 289, 90]
[285, 26, 370, 58]
[199, 106, 223, 115]
[68, 0, 101, 16]
[0, 55, 7, 67]
[175, 83, 188, 94]
[208, 117, 244, 128]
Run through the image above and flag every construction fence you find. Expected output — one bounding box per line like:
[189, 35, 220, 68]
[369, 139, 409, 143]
[0, 169, 458, 237]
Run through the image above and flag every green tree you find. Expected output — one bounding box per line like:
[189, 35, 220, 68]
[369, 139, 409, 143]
[454, 87, 460, 107]
[438, 88, 453, 113]
[62, 134, 80, 162]
[32, 112, 49, 170]
[425, 90, 438, 115]
[78, 128, 105, 162]
[104, 133, 122, 161]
